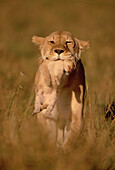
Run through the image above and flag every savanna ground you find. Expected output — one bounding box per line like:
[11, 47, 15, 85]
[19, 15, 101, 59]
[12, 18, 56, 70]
[0, 0, 115, 169]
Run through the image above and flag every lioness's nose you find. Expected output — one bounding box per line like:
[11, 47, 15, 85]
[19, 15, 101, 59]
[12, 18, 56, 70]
[54, 49, 64, 54]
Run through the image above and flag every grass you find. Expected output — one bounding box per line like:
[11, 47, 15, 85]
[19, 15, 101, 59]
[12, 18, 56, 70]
[0, 0, 115, 169]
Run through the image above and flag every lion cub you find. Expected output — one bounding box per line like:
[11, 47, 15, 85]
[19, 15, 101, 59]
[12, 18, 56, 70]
[32, 59, 75, 116]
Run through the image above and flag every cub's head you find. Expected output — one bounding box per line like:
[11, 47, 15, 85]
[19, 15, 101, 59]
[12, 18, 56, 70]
[32, 31, 89, 61]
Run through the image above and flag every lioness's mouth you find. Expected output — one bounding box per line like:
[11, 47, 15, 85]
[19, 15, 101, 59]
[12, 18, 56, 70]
[69, 68, 72, 73]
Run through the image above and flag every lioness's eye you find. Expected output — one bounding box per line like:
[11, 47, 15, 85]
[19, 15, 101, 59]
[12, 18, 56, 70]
[49, 41, 55, 44]
[66, 41, 72, 44]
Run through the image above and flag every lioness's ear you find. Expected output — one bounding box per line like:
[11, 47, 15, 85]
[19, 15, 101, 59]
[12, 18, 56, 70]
[75, 38, 90, 58]
[32, 36, 45, 46]
[75, 38, 90, 50]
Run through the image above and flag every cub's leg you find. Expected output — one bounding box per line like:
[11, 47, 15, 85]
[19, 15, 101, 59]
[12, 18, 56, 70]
[45, 89, 57, 116]
[32, 89, 44, 116]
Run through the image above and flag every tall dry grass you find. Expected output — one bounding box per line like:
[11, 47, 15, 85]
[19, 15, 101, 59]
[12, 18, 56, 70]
[0, 0, 115, 169]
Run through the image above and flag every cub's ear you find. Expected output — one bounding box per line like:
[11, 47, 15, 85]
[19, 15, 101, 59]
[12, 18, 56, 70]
[32, 36, 45, 46]
[76, 38, 90, 50]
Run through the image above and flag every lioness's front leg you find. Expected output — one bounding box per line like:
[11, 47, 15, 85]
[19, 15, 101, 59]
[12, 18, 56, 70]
[64, 86, 84, 148]
[64, 107, 83, 148]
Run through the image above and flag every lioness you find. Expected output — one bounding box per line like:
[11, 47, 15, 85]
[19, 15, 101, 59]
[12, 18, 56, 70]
[32, 31, 89, 147]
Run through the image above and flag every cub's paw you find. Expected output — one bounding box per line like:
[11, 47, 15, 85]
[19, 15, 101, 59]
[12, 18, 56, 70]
[32, 108, 40, 116]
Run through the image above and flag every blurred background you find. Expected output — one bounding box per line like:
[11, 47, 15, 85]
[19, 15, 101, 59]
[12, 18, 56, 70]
[0, 0, 115, 169]
[0, 0, 114, 101]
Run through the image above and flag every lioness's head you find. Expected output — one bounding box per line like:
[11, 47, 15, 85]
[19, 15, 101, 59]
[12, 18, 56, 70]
[32, 31, 89, 61]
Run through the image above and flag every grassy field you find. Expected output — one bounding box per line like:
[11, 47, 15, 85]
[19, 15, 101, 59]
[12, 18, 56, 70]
[0, 0, 115, 169]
